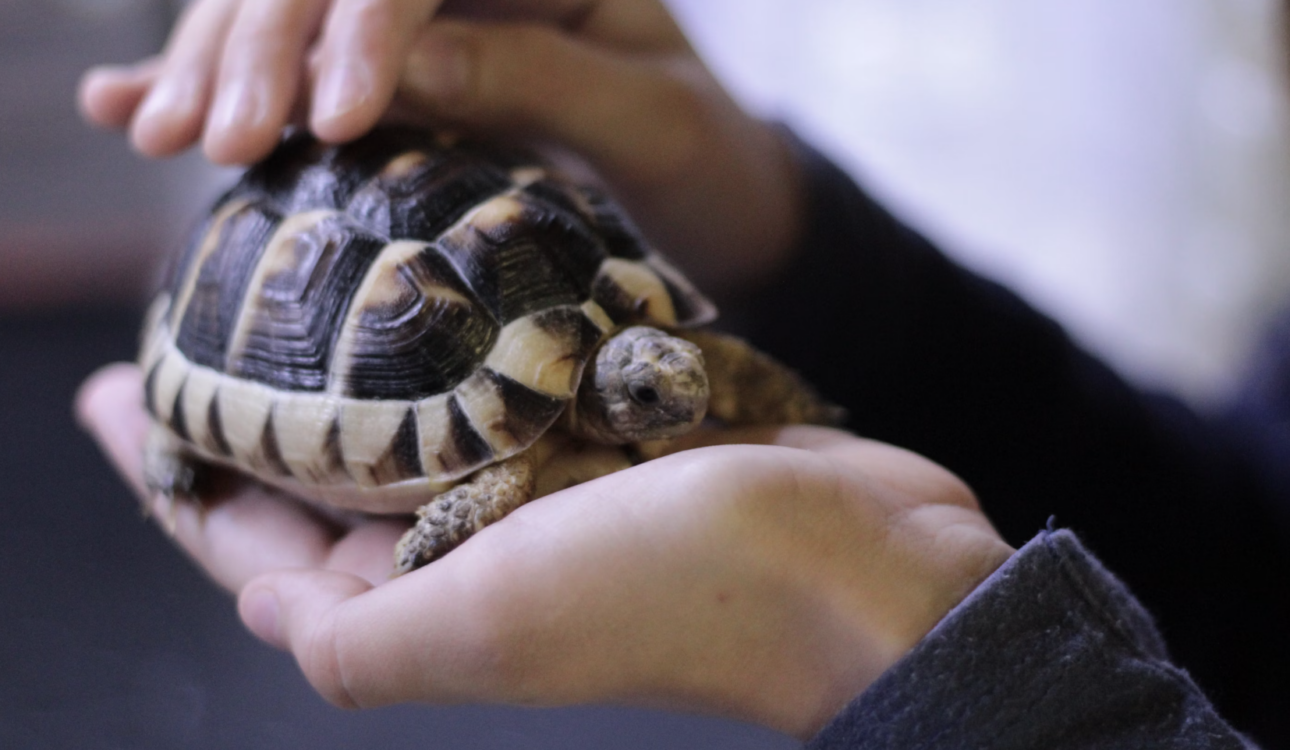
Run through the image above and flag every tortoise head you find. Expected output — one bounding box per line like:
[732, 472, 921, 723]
[572, 326, 708, 444]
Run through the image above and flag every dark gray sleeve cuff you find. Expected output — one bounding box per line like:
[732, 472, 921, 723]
[805, 530, 1254, 749]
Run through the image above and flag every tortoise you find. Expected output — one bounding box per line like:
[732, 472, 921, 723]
[139, 127, 840, 574]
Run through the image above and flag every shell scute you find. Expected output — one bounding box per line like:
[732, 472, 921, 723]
[338, 399, 419, 487]
[347, 149, 513, 240]
[478, 369, 568, 448]
[434, 193, 604, 324]
[173, 201, 282, 371]
[258, 415, 294, 477]
[225, 211, 388, 392]
[206, 392, 233, 457]
[334, 242, 498, 401]
[227, 129, 423, 214]
[483, 306, 605, 398]
[271, 395, 345, 483]
[442, 395, 497, 474]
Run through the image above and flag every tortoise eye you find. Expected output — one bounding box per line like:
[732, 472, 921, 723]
[628, 382, 661, 406]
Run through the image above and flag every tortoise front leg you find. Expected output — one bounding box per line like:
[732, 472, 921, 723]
[676, 330, 845, 427]
[394, 449, 537, 575]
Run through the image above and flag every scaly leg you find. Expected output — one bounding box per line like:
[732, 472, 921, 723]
[676, 329, 845, 427]
[394, 449, 537, 575]
[143, 423, 202, 499]
[141, 422, 207, 531]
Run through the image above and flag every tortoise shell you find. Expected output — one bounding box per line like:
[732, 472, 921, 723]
[139, 128, 715, 511]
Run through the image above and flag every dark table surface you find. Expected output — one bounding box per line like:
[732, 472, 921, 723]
[0, 307, 796, 749]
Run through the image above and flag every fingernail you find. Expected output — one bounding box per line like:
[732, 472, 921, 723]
[314, 61, 371, 124]
[404, 33, 470, 104]
[211, 78, 267, 135]
[136, 74, 197, 125]
[242, 588, 284, 649]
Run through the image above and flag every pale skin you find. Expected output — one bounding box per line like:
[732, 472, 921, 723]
[77, 0, 1017, 739]
[78, 364, 1012, 739]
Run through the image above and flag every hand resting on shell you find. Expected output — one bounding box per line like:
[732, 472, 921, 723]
[77, 0, 803, 302]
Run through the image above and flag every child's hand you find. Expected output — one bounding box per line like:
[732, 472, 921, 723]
[77, 363, 1013, 739]
[80, 0, 803, 302]
[80, 0, 448, 163]
[76, 0, 684, 164]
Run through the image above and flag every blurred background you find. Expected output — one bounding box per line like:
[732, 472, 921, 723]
[2, 0, 1288, 747]
[672, 0, 1290, 406]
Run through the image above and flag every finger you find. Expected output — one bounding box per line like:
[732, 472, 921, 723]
[238, 568, 476, 709]
[309, 0, 445, 142]
[187, 487, 347, 593]
[437, 0, 688, 52]
[324, 519, 407, 585]
[76, 362, 155, 498]
[399, 21, 701, 185]
[238, 570, 374, 707]
[237, 537, 601, 710]
[204, 0, 332, 164]
[131, 0, 240, 157]
[78, 58, 162, 130]
[76, 364, 343, 592]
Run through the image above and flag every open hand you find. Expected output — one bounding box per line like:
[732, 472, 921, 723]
[77, 362, 1012, 739]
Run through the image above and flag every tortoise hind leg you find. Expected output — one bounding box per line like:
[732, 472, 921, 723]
[143, 423, 203, 500]
[141, 422, 208, 530]
[676, 329, 846, 427]
[394, 449, 537, 575]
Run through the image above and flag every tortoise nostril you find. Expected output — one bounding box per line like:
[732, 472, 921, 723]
[628, 382, 661, 406]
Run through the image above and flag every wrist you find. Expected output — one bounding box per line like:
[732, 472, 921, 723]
[726, 452, 1014, 739]
[817, 509, 1014, 733]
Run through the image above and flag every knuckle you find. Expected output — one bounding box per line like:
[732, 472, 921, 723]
[867, 443, 982, 512]
[297, 608, 362, 709]
[224, 0, 318, 67]
[902, 451, 979, 511]
[935, 469, 980, 511]
[226, 26, 291, 65]
[333, 0, 409, 42]
[345, 0, 398, 24]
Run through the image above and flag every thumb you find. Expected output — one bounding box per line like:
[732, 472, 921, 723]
[78, 58, 161, 131]
[239, 570, 374, 709]
[237, 560, 518, 709]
